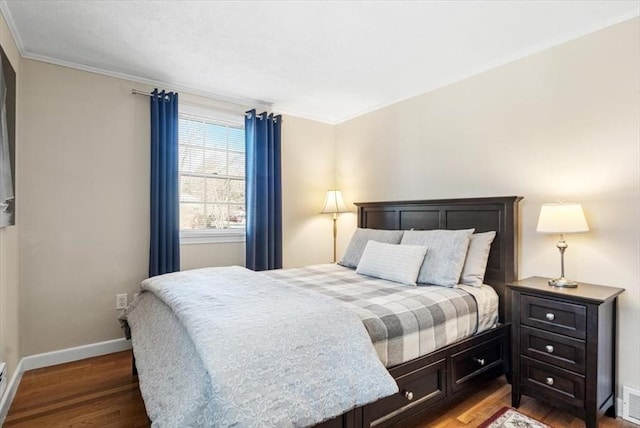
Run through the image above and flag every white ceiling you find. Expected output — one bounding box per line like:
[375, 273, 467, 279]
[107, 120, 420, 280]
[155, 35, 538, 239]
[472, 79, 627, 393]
[2, 1, 639, 124]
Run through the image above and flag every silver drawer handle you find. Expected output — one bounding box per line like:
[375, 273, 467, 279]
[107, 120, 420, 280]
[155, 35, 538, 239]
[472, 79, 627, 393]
[545, 313, 555, 321]
[473, 357, 486, 366]
[545, 345, 554, 354]
[404, 390, 414, 401]
[546, 377, 554, 386]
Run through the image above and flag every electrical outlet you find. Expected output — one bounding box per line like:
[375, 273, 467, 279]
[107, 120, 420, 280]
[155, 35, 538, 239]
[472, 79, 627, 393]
[116, 293, 128, 310]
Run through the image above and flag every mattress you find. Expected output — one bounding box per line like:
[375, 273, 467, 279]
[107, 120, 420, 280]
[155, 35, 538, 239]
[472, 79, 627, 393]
[265, 263, 498, 367]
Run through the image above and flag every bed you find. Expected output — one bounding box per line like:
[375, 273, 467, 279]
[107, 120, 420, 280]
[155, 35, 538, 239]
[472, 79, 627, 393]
[125, 196, 522, 427]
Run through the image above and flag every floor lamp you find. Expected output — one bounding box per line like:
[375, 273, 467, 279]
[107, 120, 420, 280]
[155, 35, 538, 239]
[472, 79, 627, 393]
[321, 190, 350, 263]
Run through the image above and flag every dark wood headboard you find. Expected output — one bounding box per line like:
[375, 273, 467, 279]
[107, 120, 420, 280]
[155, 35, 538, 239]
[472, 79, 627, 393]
[355, 196, 522, 323]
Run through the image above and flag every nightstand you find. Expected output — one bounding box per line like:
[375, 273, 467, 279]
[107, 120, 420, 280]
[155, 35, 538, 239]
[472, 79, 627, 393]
[507, 276, 624, 428]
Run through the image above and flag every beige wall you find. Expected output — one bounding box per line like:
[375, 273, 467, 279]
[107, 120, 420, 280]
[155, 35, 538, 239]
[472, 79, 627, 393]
[0, 225, 19, 380]
[18, 61, 246, 355]
[281, 115, 335, 267]
[335, 18, 640, 393]
[181, 242, 244, 271]
[19, 60, 151, 355]
[17, 60, 333, 355]
[0, 11, 20, 388]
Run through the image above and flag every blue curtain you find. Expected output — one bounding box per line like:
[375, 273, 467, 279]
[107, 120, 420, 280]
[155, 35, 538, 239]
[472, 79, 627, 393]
[149, 89, 180, 277]
[245, 110, 282, 271]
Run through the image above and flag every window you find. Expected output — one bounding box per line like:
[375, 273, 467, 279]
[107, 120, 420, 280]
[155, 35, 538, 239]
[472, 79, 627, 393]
[178, 105, 245, 244]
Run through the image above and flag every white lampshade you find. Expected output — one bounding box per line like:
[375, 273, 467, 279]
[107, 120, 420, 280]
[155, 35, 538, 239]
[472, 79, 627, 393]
[321, 190, 350, 214]
[536, 203, 589, 234]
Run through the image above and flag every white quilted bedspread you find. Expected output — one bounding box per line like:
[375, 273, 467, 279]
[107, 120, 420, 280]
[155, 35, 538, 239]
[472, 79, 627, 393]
[129, 266, 398, 427]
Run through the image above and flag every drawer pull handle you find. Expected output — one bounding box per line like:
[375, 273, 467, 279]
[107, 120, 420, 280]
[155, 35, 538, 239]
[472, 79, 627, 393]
[545, 345, 554, 354]
[545, 313, 555, 321]
[404, 390, 414, 401]
[546, 377, 554, 386]
[473, 357, 486, 366]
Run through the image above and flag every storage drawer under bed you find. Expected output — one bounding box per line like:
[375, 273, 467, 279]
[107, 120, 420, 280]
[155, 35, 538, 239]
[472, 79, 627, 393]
[363, 325, 510, 428]
[365, 358, 446, 427]
[450, 335, 506, 393]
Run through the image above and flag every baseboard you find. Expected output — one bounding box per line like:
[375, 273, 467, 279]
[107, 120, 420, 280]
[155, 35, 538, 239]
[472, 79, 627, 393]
[0, 358, 24, 425]
[0, 338, 131, 425]
[21, 338, 131, 371]
[617, 397, 623, 418]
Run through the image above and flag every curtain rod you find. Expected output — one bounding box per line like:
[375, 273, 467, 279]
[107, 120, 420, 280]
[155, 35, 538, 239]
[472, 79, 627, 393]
[131, 88, 272, 119]
[131, 88, 153, 97]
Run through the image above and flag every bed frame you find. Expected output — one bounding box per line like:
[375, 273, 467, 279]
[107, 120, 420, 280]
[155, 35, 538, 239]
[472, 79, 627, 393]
[316, 196, 522, 428]
[133, 196, 522, 427]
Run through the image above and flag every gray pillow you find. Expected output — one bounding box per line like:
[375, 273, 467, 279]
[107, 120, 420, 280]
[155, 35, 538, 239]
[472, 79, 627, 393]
[339, 228, 405, 268]
[461, 231, 497, 287]
[356, 241, 428, 286]
[401, 229, 474, 287]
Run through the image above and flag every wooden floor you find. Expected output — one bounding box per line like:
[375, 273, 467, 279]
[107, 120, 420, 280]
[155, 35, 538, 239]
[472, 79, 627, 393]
[5, 351, 148, 427]
[4, 351, 636, 428]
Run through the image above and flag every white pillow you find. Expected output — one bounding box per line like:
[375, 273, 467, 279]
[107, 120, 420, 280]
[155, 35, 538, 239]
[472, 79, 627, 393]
[460, 231, 496, 287]
[401, 229, 474, 287]
[339, 228, 405, 268]
[356, 241, 428, 286]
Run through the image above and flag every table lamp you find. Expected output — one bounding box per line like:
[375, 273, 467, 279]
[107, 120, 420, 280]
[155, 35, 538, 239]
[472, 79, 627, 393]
[321, 190, 350, 263]
[536, 202, 589, 287]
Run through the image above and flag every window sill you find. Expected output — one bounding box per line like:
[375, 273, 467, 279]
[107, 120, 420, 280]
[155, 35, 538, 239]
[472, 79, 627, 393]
[180, 230, 246, 245]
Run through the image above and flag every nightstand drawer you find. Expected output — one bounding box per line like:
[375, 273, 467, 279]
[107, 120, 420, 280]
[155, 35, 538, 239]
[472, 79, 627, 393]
[521, 356, 585, 408]
[521, 326, 586, 374]
[520, 294, 586, 339]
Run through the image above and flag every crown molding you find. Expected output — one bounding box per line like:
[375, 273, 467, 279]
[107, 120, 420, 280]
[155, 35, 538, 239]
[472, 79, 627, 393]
[23, 52, 272, 109]
[0, 0, 26, 55]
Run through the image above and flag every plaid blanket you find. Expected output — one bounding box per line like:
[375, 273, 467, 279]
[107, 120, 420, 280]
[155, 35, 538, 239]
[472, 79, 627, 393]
[265, 264, 497, 367]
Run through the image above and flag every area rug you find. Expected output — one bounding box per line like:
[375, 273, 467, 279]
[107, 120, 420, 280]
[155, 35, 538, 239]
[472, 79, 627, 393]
[478, 407, 550, 428]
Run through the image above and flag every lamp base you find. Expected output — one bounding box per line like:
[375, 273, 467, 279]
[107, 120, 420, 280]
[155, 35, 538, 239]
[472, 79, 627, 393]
[548, 277, 578, 288]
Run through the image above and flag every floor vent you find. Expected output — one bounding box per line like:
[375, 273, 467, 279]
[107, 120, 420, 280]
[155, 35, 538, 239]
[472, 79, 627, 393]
[623, 385, 640, 425]
[0, 362, 6, 399]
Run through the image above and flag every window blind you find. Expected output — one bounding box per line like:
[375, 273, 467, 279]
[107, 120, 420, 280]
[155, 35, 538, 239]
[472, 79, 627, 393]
[178, 113, 245, 232]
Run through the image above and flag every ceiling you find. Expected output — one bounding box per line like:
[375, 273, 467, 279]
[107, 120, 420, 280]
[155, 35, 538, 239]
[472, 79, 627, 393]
[2, 1, 639, 124]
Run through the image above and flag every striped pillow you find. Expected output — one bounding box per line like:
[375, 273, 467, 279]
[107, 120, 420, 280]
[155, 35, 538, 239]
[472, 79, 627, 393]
[339, 228, 405, 268]
[356, 241, 428, 286]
